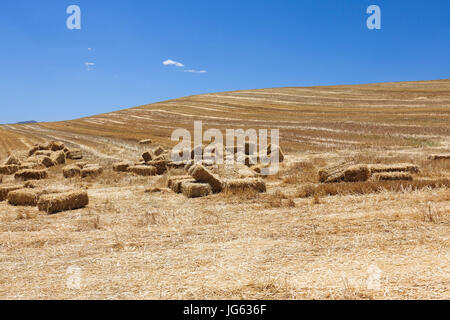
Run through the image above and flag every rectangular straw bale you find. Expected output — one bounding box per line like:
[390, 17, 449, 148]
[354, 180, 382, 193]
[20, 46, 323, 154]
[51, 150, 66, 165]
[145, 160, 170, 175]
[113, 161, 133, 172]
[188, 164, 223, 193]
[37, 190, 89, 214]
[369, 163, 419, 174]
[63, 165, 82, 178]
[81, 165, 103, 178]
[128, 165, 157, 176]
[181, 182, 212, 198]
[371, 172, 413, 181]
[223, 178, 267, 193]
[343, 165, 370, 182]
[167, 176, 193, 193]
[7, 188, 49, 206]
[0, 185, 24, 201]
[67, 149, 83, 160]
[0, 165, 20, 175]
[14, 169, 48, 181]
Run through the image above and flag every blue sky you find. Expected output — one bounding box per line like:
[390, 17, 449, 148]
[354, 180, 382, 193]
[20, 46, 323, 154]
[0, 0, 449, 123]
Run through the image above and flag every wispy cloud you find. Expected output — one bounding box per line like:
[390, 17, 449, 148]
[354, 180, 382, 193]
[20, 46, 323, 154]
[163, 59, 184, 67]
[184, 69, 207, 74]
[85, 62, 95, 71]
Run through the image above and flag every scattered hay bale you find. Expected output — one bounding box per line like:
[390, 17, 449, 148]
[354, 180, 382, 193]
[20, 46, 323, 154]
[188, 164, 223, 193]
[181, 182, 212, 198]
[7, 189, 48, 206]
[28, 145, 40, 157]
[113, 161, 133, 172]
[128, 165, 157, 176]
[142, 150, 155, 162]
[153, 146, 165, 157]
[37, 190, 89, 214]
[0, 185, 23, 201]
[74, 161, 88, 169]
[19, 162, 38, 170]
[167, 176, 193, 193]
[343, 165, 370, 182]
[67, 149, 83, 160]
[81, 165, 103, 178]
[369, 163, 419, 174]
[39, 156, 55, 168]
[428, 154, 450, 161]
[15, 169, 48, 181]
[49, 141, 65, 151]
[146, 160, 170, 175]
[318, 161, 355, 183]
[0, 165, 20, 175]
[51, 150, 66, 165]
[223, 178, 267, 193]
[63, 165, 82, 178]
[371, 172, 413, 181]
[4, 154, 21, 165]
[34, 150, 53, 157]
[139, 139, 153, 145]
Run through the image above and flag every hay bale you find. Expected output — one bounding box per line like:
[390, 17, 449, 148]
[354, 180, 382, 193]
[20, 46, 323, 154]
[74, 161, 88, 169]
[428, 154, 450, 161]
[113, 161, 133, 172]
[0, 185, 23, 201]
[28, 145, 40, 157]
[39, 156, 55, 168]
[15, 169, 48, 181]
[37, 190, 89, 214]
[153, 146, 165, 157]
[67, 149, 83, 160]
[188, 164, 223, 193]
[7, 189, 48, 206]
[19, 162, 38, 170]
[369, 163, 419, 174]
[146, 160, 170, 175]
[139, 139, 153, 145]
[167, 176, 193, 193]
[371, 172, 413, 181]
[0, 165, 20, 175]
[181, 182, 212, 198]
[63, 165, 81, 178]
[343, 165, 370, 182]
[318, 161, 355, 183]
[81, 165, 103, 178]
[223, 178, 267, 193]
[51, 150, 66, 165]
[49, 141, 65, 151]
[142, 150, 155, 162]
[34, 150, 53, 157]
[4, 154, 21, 165]
[128, 165, 157, 176]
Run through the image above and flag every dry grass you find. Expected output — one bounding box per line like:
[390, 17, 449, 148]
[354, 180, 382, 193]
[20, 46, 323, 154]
[0, 80, 448, 300]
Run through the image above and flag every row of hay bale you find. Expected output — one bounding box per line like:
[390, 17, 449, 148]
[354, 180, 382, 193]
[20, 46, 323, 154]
[167, 164, 267, 198]
[0, 183, 88, 214]
[62, 162, 103, 178]
[318, 162, 420, 184]
[428, 154, 450, 161]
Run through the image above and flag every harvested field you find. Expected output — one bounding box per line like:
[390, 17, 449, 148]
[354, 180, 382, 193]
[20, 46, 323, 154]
[0, 80, 449, 300]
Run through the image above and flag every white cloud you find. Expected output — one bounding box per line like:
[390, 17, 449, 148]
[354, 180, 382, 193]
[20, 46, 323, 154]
[163, 59, 184, 67]
[87, 48, 92, 51]
[85, 62, 95, 71]
[184, 69, 207, 74]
